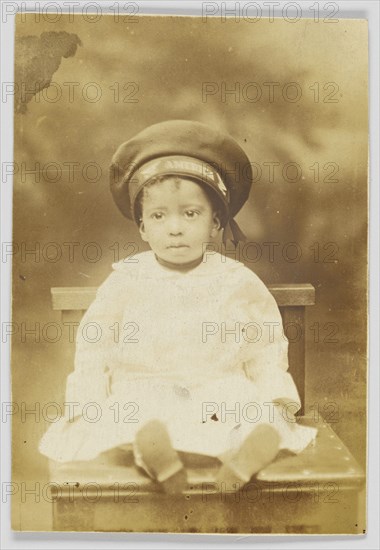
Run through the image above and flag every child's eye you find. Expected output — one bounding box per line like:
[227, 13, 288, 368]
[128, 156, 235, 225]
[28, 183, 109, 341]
[151, 212, 164, 220]
[184, 210, 199, 219]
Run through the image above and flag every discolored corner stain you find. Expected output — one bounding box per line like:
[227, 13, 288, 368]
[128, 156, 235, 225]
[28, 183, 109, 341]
[14, 31, 83, 114]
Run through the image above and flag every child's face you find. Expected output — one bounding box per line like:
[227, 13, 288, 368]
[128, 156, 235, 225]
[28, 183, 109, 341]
[139, 178, 220, 265]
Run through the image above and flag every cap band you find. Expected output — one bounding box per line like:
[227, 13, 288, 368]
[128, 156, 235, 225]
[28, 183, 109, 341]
[129, 155, 229, 221]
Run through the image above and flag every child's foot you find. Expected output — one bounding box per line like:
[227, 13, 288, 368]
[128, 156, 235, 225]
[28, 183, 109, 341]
[135, 420, 187, 494]
[216, 424, 280, 488]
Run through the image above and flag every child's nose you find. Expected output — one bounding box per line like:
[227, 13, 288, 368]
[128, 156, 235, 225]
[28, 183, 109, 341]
[167, 216, 184, 235]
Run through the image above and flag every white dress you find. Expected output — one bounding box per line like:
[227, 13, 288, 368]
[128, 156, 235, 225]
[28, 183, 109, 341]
[39, 251, 317, 463]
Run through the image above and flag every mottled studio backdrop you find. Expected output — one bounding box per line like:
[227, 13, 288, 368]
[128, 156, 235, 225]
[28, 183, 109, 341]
[12, 13, 367, 529]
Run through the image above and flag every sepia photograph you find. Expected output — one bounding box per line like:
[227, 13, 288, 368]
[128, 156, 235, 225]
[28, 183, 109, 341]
[6, 3, 369, 536]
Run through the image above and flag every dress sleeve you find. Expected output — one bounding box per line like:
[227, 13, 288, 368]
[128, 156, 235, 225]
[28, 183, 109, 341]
[238, 271, 301, 410]
[64, 269, 124, 417]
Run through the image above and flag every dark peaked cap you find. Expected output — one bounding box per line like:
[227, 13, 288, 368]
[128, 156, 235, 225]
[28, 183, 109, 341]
[109, 120, 253, 243]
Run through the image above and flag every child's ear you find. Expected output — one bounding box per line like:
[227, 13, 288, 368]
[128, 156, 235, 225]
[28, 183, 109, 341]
[210, 212, 221, 237]
[139, 221, 149, 242]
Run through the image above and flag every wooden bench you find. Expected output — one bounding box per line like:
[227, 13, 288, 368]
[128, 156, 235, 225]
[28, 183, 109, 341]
[48, 284, 365, 534]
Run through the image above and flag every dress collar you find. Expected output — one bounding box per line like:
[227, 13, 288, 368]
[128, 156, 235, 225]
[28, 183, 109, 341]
[112, 249, 243, 280]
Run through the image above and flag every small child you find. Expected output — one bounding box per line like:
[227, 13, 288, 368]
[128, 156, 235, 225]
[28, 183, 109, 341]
[39, 120, 317, 492]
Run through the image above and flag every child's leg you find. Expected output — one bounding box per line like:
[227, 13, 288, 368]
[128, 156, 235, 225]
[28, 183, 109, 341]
[134, 420, 187, 494]
[216, 424, 280, 488]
